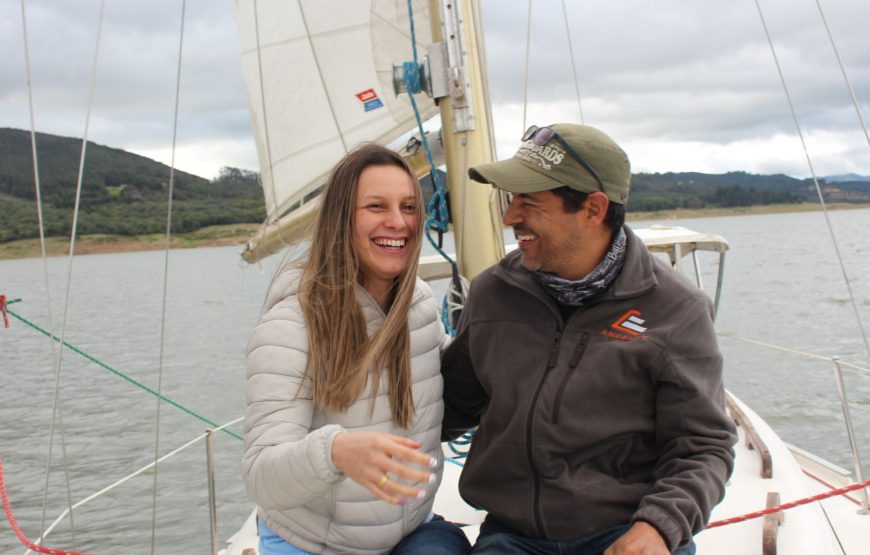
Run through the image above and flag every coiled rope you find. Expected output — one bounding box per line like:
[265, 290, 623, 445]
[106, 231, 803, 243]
[1, 298, 242, 441]
[1, 455, 93, 555]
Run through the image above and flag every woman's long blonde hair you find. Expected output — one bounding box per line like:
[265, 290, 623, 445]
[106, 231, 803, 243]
[298, 143, 424, 428]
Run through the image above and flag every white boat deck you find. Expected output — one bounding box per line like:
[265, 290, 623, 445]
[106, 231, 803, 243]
[221, 392, 869, 554]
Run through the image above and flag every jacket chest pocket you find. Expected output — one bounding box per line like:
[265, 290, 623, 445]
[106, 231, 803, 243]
[551, 333, 590, 424]
[547, 333, 657, 428]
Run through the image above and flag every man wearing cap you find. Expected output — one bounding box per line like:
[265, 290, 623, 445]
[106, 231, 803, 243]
[441, 124, 736, 554]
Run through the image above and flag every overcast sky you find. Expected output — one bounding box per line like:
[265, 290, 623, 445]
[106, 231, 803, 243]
[2, 0, 869, 180]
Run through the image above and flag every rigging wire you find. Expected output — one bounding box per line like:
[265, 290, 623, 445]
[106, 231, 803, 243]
[521, 0, 532, 132]
[754, 0, 870, 365]
[561, 0, 585, 124]
[471, 0, 499, 157]
[17, 0, 69, 545]
[813, 0, 870, 156]
[149, 2, 186, 552]
[19, 0, 54, 329]
[34, 0, 109, 547]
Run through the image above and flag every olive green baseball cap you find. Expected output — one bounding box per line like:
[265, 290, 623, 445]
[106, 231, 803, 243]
[468, 123, 631, 204]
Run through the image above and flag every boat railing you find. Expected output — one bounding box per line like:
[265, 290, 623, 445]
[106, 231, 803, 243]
[24, 416, 244, 555]
[718, 332, 870, 511]
[22, 336, 868, 555]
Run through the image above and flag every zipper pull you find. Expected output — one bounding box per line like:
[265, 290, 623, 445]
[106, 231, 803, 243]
[568, 333, 590, 368]
[547, 333, 561, 368]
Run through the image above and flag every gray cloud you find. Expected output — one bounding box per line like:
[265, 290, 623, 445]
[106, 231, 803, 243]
[1, 0, 255, 179]
[480, 0, 870, 174]
[2, 0, 868, 179]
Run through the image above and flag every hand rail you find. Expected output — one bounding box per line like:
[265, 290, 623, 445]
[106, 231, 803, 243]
[24, 416, 243, 555]
[718, 333, 870, 377]
[725, 393, 773, 478]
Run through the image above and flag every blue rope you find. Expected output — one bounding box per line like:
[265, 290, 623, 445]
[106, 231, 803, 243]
[404, 0, 460, 335]
[447, 430, 475, 459]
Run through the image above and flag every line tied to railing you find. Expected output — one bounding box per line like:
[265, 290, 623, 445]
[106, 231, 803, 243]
[0, 294, 11, 328]
[1, 298, 242, 441]
[706, 477, 870, 528]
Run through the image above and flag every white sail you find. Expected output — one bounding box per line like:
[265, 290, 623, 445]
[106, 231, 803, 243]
[234, 0, 438, 225]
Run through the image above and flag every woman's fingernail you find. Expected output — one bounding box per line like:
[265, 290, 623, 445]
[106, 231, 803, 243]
[428, 457, 437, 468]
[416, 489, 426, 500]
[398, 498, 407, 506]
[427, 473, 436, 484]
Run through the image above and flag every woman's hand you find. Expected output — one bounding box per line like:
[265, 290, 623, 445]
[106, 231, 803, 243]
[331, 432, 436, 504]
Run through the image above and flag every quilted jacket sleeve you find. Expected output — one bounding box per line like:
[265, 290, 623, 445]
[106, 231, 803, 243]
[243, 293, 346, 511]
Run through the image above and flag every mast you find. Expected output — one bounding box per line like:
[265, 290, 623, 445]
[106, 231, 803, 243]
[427, 0, 504, 279]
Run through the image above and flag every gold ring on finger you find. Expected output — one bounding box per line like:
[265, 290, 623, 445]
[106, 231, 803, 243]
[377, 473, 389, 488]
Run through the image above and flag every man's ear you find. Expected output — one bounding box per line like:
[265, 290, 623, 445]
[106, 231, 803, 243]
[582, 192, 610, 224]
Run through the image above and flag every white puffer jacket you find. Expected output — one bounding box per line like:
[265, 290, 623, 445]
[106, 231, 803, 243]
[243, 268, 446, 554]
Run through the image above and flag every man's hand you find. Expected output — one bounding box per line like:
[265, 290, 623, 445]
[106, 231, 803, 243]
[603, 521, 669, 555]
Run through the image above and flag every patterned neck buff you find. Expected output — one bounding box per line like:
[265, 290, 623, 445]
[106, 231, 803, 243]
[532, 226, 627, 307]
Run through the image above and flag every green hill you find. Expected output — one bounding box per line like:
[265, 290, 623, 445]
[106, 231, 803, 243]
[2, 127, 868, 244]
[0, 128, 265, 242]
[629, 171, 870, 211]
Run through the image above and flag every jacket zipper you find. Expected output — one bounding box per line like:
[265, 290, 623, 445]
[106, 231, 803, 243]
[551, 332, 590, 424]
[526, 331, 561, 538]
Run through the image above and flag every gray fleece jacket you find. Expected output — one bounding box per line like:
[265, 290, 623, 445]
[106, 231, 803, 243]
[442, 226, 736, 550]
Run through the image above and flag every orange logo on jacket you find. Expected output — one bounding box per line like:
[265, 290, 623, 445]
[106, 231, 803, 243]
[612, 309, 647, 335]
[601, 309, 648, 341]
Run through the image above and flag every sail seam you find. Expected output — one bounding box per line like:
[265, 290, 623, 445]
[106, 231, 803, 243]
[238, 22, 371, 55]
[298, 0, 347, 155]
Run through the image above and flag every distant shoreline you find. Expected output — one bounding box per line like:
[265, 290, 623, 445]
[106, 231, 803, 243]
[626, 201, 870, 221]
[1, 203, 868, 260]
[0, 224, 261, 260]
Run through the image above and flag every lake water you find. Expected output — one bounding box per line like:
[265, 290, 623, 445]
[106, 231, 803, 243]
[1, 208, 868, 554]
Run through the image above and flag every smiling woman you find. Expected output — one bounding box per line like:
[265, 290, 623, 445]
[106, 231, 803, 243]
[242, 143, 470, 555]
[354, 164, 420, 308]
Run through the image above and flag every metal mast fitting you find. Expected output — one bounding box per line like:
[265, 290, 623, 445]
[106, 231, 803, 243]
[392, 2, 475, 133]
[437, 0, 475, 131]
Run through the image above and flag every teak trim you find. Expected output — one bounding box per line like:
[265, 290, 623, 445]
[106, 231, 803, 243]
[725, 392, 773, 478]
[762, 491, 784, 555]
